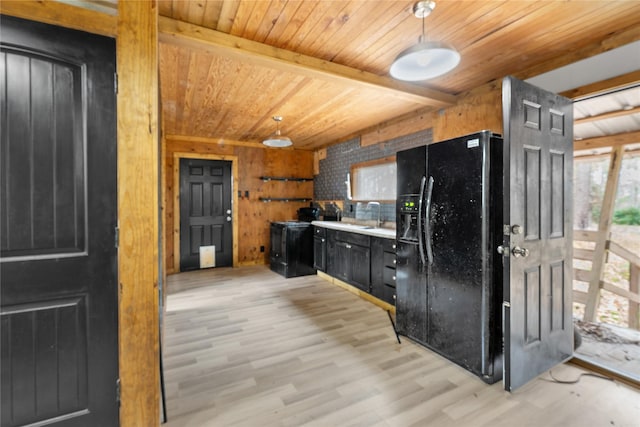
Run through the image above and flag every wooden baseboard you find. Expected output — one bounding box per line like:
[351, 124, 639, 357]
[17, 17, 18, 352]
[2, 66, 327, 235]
[237, 260, 269, 267]
[316, 271, 396, 314]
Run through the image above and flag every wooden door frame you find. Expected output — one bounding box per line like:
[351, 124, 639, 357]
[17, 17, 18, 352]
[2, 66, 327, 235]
[173, 152, 239, 272]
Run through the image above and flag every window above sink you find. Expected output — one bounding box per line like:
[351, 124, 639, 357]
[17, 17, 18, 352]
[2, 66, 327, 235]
[350, 156, 396, 202]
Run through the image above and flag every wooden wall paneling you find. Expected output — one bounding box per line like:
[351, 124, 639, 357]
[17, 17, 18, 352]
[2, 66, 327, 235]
[164, 138, 314, 268]
[237, 145, 267, 266]
[360, 108, 434, 147]
[164, 153, 175, 274]
[434, 82, 503, 142]
[117, 1, 159, 426]
[314, 148, 327, 175]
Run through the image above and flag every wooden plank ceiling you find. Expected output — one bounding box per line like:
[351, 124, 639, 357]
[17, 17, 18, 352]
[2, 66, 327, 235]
[156, 0, 640, 150]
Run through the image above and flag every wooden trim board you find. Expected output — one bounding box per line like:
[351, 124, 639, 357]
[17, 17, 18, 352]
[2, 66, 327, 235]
[116, 1, 159, 426]
[172, 152, 239, 273]
[317, 271, 396, 314]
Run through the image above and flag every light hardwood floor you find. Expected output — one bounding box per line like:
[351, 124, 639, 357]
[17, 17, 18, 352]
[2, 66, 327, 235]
[163, 266, 639, 426]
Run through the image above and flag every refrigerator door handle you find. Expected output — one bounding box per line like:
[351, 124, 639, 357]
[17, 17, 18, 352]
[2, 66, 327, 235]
[425, 176, 434, 264]
[417, 176, 427, 266]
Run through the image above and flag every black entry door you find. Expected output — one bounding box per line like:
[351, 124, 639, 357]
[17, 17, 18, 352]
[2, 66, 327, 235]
[502, 76, 574, 391]
[179, 158, 232, 271]
[0, 16, 118, 426]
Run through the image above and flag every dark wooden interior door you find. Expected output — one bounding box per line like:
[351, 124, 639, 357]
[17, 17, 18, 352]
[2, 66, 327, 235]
[179, 158, 232, 271]
[0, 16, 118, 426]
[502, 76, 574, 391]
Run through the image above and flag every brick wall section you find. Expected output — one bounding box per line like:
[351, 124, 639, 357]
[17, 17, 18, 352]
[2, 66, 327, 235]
[314, 128, 433, 223]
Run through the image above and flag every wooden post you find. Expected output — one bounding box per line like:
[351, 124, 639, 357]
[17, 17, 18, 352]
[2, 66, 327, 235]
[630, 264, 639, 330]
[584, 146, 624, 321]
[117, 1, 159, 426]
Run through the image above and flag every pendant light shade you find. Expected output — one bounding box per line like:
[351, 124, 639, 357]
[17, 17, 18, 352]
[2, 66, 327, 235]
[263, 116, 292, 147]
[390, 40, 460, 81]
[390, 1, 460, 81]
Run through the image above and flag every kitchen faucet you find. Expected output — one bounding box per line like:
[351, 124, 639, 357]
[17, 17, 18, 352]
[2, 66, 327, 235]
[366, 201, 381, 228]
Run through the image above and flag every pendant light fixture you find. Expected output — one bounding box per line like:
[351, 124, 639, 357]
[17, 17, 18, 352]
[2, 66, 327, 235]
[390, 1, 460, 81]
[262, 116, 292, 147]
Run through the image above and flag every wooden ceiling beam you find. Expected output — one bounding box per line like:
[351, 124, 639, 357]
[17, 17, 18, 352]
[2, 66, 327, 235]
[158, 17, 457, 109]
[561, 70, 640, 100]
[0, 0, 117, 37]
[575, 105, 640, 125]
[575, 145, 640, 161]
[575, 129, 640, 151]
[166, 134, 268, 149]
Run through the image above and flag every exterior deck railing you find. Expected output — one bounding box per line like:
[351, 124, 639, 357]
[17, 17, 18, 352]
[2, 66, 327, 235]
[573, 229, 640, 330]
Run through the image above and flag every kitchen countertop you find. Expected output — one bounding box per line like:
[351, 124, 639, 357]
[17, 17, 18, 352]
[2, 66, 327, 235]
[311, 220, 396, 239]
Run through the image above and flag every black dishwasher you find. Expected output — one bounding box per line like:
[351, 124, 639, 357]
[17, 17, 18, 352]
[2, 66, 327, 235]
[270, 221, 316, 278]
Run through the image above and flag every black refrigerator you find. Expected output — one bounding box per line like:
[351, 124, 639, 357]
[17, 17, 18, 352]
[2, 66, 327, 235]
[396, 130, 504, 384]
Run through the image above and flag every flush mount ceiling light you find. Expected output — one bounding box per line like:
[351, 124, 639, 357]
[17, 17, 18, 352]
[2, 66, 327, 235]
[262, 116, 292, 148]
[390, 1, 460, 81]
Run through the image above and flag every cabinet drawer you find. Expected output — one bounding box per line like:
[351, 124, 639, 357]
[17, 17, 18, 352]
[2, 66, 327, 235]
[382, 239, 396, 252]
[314, 226, 326, 237]
[335, 230, 370, 247]
[383, 266, 396, 287]
[383, 251, 396, 268]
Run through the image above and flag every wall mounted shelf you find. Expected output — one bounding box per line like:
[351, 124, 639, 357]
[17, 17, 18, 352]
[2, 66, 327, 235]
[260, 176, 314, 182]
[259, 197, 313, 203]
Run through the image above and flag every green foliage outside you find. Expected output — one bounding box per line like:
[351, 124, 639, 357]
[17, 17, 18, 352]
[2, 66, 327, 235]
[613, 207, 640, 225]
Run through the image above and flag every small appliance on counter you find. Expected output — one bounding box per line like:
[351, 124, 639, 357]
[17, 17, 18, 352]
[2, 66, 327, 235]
[297, 207, 320, 222]
[269, 206, 318, 278]
[321, 202, 342, 221]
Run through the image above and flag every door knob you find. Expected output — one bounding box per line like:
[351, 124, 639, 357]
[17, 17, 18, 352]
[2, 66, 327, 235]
[226, 216, 232, 222]
[497, 245, 510, 257]
[226, 209, 232, 215]
[511, 224, 523, 235]
[512, 246, 529, 258]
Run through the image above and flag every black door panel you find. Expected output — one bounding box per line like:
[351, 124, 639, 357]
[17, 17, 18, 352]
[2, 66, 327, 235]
[502, 76, 574, 391]
[1, 15, 118, 427]
[179, 159, 232, 271]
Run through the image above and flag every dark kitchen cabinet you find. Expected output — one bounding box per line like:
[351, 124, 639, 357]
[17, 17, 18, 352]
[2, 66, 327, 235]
[270, 222, 315, 278]
[313, 226, 326, 271]
[326, 229, 336, 275]
[328, 230, 371, 292]
[318, 225, 395, 304]
[349, 243, 371, 291]
[333, 241, 350, 282]
[371, 237, 397, 305]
